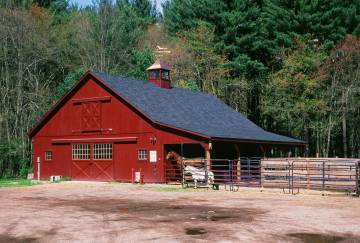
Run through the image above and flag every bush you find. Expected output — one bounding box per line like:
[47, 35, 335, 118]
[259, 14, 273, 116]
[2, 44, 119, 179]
[0, 139, 30, 179]
[61, 176, 71, 181]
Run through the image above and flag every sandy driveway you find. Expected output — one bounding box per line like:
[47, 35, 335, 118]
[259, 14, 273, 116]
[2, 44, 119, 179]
[0, 182, 359, 242]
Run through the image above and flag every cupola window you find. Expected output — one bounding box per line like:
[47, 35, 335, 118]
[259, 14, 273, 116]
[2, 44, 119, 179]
[147, 59, 172, 89]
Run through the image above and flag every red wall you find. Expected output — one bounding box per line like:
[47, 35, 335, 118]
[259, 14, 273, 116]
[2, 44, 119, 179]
[32, 77, 204, 182]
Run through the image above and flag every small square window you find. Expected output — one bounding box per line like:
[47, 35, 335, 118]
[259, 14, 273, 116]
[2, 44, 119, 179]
[138, 149, 147, 160]
[45, 151, 52, 161]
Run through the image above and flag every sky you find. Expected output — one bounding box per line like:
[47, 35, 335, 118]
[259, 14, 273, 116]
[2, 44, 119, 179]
[70, 0, 165, 12]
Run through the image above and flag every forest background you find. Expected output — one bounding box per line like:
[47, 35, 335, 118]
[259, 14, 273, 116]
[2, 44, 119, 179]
[1, 0, 360, 177]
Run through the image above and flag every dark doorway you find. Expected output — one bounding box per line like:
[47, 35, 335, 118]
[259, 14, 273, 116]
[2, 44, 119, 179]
[164, 143, 205, 183]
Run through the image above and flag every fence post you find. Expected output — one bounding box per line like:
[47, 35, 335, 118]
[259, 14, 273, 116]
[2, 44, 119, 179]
[322, 161, 325, 192]
[356, 162, 360, 197]
[247, 158, 250, 181]
[291, 161, 294, 195]
[37, 157, 41, 182]
[205, 158, 209, 187]
[287, 162, 291, 194]
[181, 157, 185, 188]
[260, 159, 265, 189]
[228, 160, 232, 191]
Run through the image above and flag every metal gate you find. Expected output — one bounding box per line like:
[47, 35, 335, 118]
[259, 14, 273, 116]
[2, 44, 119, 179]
[165, 158, 182, 183]
[181, 157, 360, 195]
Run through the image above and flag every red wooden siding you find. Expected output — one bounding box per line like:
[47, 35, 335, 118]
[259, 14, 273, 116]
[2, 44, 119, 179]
[32, 78, 204, 182]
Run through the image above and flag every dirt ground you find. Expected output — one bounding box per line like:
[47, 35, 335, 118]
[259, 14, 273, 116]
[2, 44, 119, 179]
[0, 182, 360, 243]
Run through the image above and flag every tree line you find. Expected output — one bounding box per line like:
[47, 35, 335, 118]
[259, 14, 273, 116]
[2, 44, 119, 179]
[0, 0, 359, 177]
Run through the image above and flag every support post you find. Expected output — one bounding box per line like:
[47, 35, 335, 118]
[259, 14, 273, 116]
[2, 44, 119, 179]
[259, 144, 266, 158]
[234, 144, 241, 182]
[206, 142, 212, 187]
[206, 149, 211, 171]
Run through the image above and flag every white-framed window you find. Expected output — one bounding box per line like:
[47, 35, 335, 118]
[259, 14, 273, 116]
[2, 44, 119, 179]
[72, 144, 90, 160]
[138, 149, 147, 160]
[45, 151, 52, 161]
[93, 143, 112, 160]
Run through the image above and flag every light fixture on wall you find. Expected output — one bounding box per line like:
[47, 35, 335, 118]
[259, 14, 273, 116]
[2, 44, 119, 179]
[150, 137, 157, 145]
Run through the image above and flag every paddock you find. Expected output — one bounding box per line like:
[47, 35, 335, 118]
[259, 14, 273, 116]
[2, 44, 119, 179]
[165, 149, 360, 195]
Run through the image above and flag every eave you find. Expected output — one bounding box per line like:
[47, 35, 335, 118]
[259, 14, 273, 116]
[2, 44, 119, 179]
[210, 137, 307, 146]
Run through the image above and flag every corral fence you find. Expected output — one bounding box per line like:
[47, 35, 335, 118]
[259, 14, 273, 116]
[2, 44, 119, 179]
[180, 157, 360, 195]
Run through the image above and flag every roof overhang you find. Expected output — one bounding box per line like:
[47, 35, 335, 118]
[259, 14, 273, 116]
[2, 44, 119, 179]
[210, 137, 307, 146]
[147, 59, 170, 71]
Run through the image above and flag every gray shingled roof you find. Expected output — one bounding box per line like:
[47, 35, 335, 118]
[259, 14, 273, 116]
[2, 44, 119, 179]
[92, 72, 305, 144]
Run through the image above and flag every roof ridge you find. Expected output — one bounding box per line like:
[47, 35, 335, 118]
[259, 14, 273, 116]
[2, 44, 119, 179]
[94, 70, 305, 144]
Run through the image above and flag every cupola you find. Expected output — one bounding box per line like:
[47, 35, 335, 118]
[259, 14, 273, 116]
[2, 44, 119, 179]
[147, 59, 171, 89]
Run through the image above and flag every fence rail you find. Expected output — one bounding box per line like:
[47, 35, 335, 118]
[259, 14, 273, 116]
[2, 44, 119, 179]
[180, 157, 360, 195]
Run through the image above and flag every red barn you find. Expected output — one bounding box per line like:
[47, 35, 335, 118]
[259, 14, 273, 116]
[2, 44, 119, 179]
[29, 60, 306, 182]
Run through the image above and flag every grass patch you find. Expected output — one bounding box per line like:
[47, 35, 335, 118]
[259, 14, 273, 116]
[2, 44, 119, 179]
[144, 185, 210, 193]
[107, 182, 212, 193]
[154, 186, 189, 192]
[0, 179, 42, 188]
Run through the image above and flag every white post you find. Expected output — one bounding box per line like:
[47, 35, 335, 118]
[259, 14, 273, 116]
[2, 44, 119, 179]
[234, 144, 241, 181]
[37, 157, 41, 181]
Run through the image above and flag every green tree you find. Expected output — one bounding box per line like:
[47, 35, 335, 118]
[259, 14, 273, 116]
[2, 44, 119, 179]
[162, 0, 225, 35]
[127, 0, 158, 24]
[0, 4, 63, 177]
[163, 0, 360, 124]
[71, 0, 152, 73]
[172, 23, 230, 97]
[262, 37, 328, 156]
[319, 35, 360, 157]
[123, 48, 155, 80]
[55, 68, 87, 100]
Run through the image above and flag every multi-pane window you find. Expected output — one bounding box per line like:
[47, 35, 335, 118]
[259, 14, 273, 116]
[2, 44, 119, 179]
[161, 70, 170, 80]
[138, 149, 147, 160]
[72, 144, 90, 160]
[45, 151, 52, 161]
[93, 143, 112, 160]
[149, 70, 159, 79]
